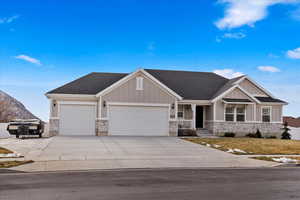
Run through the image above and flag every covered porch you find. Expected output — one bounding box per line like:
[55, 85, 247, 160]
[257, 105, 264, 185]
[177, 102, 212, 130]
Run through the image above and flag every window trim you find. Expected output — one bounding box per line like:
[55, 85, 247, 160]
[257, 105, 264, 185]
[224, 104, 247, 122]
[177, 104, 185, 119]
[136, 77, 144, 90]
[236, 106, 246, 122]
[225, 105, 235, 122]
[261, 106, 272, 123]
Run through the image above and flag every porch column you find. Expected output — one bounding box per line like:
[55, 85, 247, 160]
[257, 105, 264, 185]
[191, 104, 196, 129]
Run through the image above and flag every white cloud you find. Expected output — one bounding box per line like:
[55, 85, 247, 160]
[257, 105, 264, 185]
[287, 47, 300, 59]
[213, 69, 244, 78]
[223, 32, 246, 39]
[15, 55, 42, 66]
[0, 15, 19, 24]
[258, 65, 280, 72]
[216, 32, 246, 42]
[215, 0, 300, 29]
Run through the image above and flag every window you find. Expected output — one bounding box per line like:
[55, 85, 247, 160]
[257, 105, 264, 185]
[177, 111, 184, 118]
[236, 106, 245, 122]
[136, 77, 143, 90]
[177, 105, 184, 119]
[225, 106, 235, 122]
[262, 107, 271, 122]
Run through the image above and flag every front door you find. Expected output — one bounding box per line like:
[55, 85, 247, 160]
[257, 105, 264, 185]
[196, 106, 204, 128]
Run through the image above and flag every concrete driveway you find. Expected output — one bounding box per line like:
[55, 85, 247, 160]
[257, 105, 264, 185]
[1, 136, 274, 171]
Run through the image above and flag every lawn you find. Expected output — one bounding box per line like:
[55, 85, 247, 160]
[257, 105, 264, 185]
[0, 147, 13, 154]
[0, 160, 33, 168]
[184, 138, 300, 155]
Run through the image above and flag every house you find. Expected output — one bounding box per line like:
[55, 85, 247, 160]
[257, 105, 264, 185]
[283, 116, 300, 140]
[46, 69, 287, 137]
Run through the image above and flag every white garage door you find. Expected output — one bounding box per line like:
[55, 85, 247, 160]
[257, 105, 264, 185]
[59, 104, 96, 135]
[108, 105, 169, 136]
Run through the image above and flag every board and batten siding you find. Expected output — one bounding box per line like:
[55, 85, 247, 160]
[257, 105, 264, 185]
[101, 73, 176, 118]
[239, 79, 268, 97]
[224, 88, 252, 100]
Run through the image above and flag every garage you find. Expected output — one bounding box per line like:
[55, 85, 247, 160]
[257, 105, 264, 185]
[108, 105, 169, 136]
[59, 104, 96, 135]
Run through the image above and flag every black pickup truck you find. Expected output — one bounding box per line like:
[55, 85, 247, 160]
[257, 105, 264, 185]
[7, 119, 44, 138]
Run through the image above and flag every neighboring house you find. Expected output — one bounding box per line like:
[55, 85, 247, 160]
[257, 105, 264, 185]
[46, 69, 287, 137]
[283, 116, 300, 140]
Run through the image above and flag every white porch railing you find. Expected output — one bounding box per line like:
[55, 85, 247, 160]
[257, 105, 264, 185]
[178, 119, 193, 129]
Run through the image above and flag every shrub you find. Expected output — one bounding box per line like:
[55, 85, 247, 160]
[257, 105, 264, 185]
[178, 129, 197, 137]
[255, 129, 262, 138]
[246, 130, 262, 138]
[281, 122, 291, 140]
[265, 136, 277, 139]
[223, 132, 235, 137]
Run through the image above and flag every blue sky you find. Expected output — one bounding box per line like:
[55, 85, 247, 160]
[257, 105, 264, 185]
[0, 0, 300, 121]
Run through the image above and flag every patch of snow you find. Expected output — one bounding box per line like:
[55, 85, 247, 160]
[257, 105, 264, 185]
[272, 157, 298, 163]
[0, 153, 22, 158]
[206, 144, 211, 147]
[226, 149, 234, 153]
[226, 148, 247, 154]
[233, 148, 247, 154]
[213, 144, 221, 148]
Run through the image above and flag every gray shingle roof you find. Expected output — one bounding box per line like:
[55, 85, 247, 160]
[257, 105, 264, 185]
[223, 98, 252, 103]
[144, 69, 229, 100]
[255, 96, 286, 103]
[47, 72, 128, 95]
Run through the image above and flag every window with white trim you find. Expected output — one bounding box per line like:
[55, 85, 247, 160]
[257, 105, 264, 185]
[225, 106, 235, 122]
[236, 106, 245, 122]
[136, 77, 143, 90]
[177, 105, 184, 119]
[262, 107, 271, 122]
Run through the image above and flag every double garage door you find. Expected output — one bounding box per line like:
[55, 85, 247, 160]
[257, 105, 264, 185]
[59, 104, 169, 136]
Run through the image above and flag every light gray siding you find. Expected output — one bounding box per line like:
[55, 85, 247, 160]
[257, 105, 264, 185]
[215, 100, 224, 121]
[205, 105, 213, 121]
[239, 79, 268, 97]
[225, 88, 252, 100]
[101, 73, 176, 118]
[246, 104, 254, 121]
[256, 104, 283, 122]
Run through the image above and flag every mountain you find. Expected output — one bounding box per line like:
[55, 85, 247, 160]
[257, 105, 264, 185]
[0, 90, 38, 122]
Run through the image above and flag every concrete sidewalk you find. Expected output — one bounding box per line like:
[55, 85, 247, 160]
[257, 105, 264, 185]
[6, 136, 275, 172]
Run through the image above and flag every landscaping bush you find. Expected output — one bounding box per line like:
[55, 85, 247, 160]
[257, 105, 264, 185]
[178, 129, 197, 137]
[255, 129, 262, 138]
[246, 129, 262, 138]
[223, 132, 235, 137]
[265, 136, 277, 139]
[281, 122, 291, 140]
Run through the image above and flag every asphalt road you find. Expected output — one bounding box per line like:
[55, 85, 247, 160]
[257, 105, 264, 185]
[1, 168, 300, 200]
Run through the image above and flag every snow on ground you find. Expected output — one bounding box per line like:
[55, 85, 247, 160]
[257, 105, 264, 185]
[0, 123, 10, 139]
[226, 148, 247, 154]
[272, 157, 298, 163]
[0, 153, 22, 158]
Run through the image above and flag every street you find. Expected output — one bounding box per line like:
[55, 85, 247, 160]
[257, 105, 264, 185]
[1, 168, 300, 200]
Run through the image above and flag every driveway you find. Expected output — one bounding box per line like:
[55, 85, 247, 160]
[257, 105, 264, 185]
[1, 136, 274, 171]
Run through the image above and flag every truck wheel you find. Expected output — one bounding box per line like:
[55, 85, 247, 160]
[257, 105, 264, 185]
[39, 134, 42, 138]
[16, 135, 19, 138]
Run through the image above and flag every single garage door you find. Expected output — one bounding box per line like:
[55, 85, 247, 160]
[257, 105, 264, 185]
[108, 105, 169, 136]
[59, 104, 96, 135]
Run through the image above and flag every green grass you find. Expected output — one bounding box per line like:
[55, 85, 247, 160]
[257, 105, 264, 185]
[0, 160, 34, 168]
[183, 138, 300, 155]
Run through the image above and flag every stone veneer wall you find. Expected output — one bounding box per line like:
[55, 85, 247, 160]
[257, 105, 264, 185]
[96, 119, 108, 136]
[49, 118, 59, 137]
[169, 121, 178, 136]
[205, 121, 282, 137]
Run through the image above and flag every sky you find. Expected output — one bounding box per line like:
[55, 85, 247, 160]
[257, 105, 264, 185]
[0, 0, 300, 121]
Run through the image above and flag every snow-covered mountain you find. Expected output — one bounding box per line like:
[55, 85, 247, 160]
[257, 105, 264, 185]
[0, 90, 38, 122]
